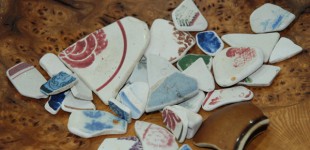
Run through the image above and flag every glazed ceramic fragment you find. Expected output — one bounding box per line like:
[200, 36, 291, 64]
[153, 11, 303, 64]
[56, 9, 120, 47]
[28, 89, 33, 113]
[108, 98, 131, 123]
[178, 90, 205, 113]
[39, 53, 72, 77]
[213, 47, 264, 87]
[71, 75, 93, 100]
[118, 82, 149, 119]
[6, 62, 48, 99]
[196, 31, 224, 56]
[146, 72, 199, 112]
[126, 56, 148, 84]
[68, 110, 127, 138]
[145, 19, 195, 63]
[172, 0, 208, 31]
[98, 136, 143, 150]
[177, 54, 212, 71]
[61, 92, 96, 112]
[135, 121, 179, 150]
[250, 3, 295, 33]
[44, 91, 69, 115]
[269, 37, 303, 63]
[179, 144, 192, 150]
[193, 102, 269, 150]
[147, 54, 179, 88]
[202, 86, 253, 111]
[59, 16, 150, 105]
[239, 65, 281, 86]
[183, 58, 215, 92]
[222, 33, 280, 62]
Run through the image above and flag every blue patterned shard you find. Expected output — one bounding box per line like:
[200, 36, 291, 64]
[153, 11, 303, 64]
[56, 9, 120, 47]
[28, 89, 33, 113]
[40, 71, 76, 95]
[84, 120, 113, 131]
[197, 31, 222, 54]
[109, 100, 130, 122]
[48, 92, 66, 111]
[179, 144, 192, 150]
[83, 110, 103, 119]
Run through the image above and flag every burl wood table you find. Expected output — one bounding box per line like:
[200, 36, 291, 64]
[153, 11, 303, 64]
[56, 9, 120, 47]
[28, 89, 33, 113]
[0, 0, 309, 149]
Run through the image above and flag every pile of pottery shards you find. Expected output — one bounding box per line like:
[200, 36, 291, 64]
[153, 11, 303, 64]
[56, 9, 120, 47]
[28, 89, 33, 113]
[6, 0, 303, 150]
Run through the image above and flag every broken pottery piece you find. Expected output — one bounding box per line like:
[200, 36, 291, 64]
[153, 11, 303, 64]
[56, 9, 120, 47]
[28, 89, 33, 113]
[173, 105, 203, 139]
[162, 106, 188, 143]
[68, 110, 127, 138]
[177, 54, 212, 71]
[183, 58, 215, 92]
[222, 33, 280, 62]
[213, 47, 264, 87]
[71, 75, 93, 100]
[239, 65, 281, 86]
[269, 37, 303, 63]
[202, 86, 253, 111]
[147, 54, 179, 88]
[59, 16, 150, 105]
[146, 72, 199, 112]
[44, 91, 69, 115]
[179, 144, 192, 150]
[135, 121, 179, 150]
[250, 3, 295, 33]
[119, 82, 149, 119]
[178, 90, 205, 113]
[193, 102, 269, 150]
[98, 136, 143, 150]
[144, 19, 195, 63]
[108, 98, 131, 123]
[40, 71, 77, 95]
[126, 56, 148, 84]
[61, 92, 96, 112]
[6, 62, 48, 99]
[39, 53, 72, 77]
[196, 31, 224, 56]
[172, 0, 208, 31]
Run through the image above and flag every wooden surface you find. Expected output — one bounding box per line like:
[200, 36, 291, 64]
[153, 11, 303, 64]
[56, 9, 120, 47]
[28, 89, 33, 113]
[0, 0, 309, 149]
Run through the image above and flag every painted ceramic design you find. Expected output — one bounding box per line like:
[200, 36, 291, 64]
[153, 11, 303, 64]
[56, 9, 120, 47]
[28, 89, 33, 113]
[202, 86, 254, 111]
[61, 92, 95, 112]
[98, 136, 143, 150]
[178, 91, 205, 113]
[162, 108, 183, 141]
[196, 31, 224, 56]
[179, 144, 192, 150]
[239, 65, 281, 86]
[40, 71, 77, 95]
[108, 98, 131, 123]
[250, 3, 295, 33]
[44, 91, 69, 115]
[146, 72, 198, 112]
[177, 54, 212, 71]
[213, 47, 264, 87]
[269, 37, 303, 63]
[68, 110, 127, 138]
[59, 16, 150, 105]
[222, 33, 280, 62]
[39, 53, 72, 77]
[172, 0, 208, 31]
[71, 75, 93, 100]
[135, 121, 179, 150]
[145, 19, 195, 63]
[126, 56, 148, 84]
[6, 62, 47, 99]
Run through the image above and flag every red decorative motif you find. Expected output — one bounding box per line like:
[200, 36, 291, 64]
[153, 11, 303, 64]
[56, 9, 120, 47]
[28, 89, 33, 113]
[209, 97, 220, 105]
[226, 47, 256, 68]
[162, 109, 181, 131]
[59, 29, 108, 68]
[143, 124, 174, 148]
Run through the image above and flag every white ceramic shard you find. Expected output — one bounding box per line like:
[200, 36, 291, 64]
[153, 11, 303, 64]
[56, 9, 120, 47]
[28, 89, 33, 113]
[108, 98, 131, 123]
[202, 86, 254, 111]
[269, 37, 303, 63]
[44, 91, 69, 115]
[118, 82, 149, 119]
[145, 19, 195, 63]
[6, 62, 48, 99]
[213, 47, 264, 87]
[178, 90, 205, 113]
[98, 136, 143, 150]
[172, 0, 208, 31]
[61, 92, 96, 112]
[196, 31, 224, 56]
[147, 54, 179, 88]
[239, 65, 281, 86]
[126, 56, 148, 84]
[71, 75, 93, 100]
[68, 110, 127, 138]
[177, 54, 213, 71]
[59, 16, 150, 105]
[39, 53, 72, 77]
[183, 58, 215, 92]
[135, 121, 179, 150]
[222, 33, 280, 62]
[172, 105, 203, 139]
[250, 3, 295, 33]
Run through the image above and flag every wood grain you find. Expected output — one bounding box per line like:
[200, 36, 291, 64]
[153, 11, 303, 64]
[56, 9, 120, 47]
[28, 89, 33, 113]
[0, 0, 309, 149]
